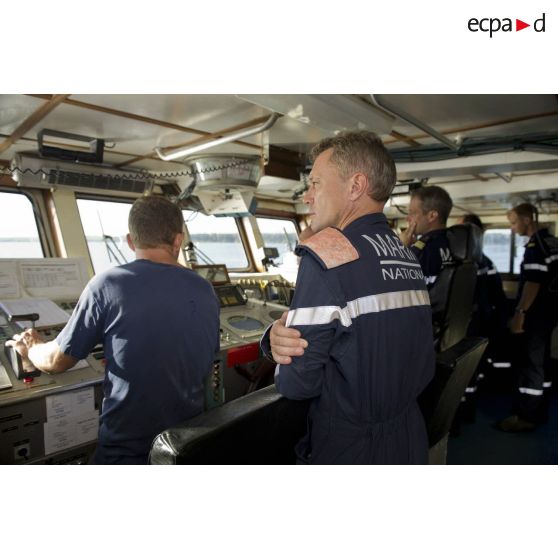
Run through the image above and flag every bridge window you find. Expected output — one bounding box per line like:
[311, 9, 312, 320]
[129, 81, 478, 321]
[76, 198, 134, 274]
[0, 191, 44, 258]
[483, 229, 511, 273]
[183, 211, 249, 269]
[484, 228, 526, 274]
[256, 217, 299, 265]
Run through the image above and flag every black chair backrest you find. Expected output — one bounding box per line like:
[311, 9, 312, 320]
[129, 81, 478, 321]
[149, 385, 310, 464]
[429, 224, 482, 352]
[447, 223, 483, 263]
[418, 336, 488, 448]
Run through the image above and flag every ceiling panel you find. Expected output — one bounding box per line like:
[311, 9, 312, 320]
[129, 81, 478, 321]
[379, 94, 558, 135]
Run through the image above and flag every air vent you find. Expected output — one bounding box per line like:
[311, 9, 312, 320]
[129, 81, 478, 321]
[11, 154, 158, 194]
[44, 169, 151, 193]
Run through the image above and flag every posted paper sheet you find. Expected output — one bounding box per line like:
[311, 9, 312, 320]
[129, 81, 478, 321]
[44, 386, 98, 455]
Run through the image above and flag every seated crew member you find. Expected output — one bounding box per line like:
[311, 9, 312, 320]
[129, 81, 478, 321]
[261, 130, 435, 464]
[497, 203, 558, 432]
[400, 185, 454, 289]
[6, 195, 220, 464]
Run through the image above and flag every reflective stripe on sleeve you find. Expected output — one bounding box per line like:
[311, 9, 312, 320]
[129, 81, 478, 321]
[286, 289, 431, 328]
[519, 387, 544, 396]
[523, 263, 548, 272]
[545, 254, 558, 264]
[287, 305, 352, 328]
[543, 382, 552, 388]
[424, 276, 438, 284]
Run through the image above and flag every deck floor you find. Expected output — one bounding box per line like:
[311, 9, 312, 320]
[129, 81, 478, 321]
[447, 386, 558, 465]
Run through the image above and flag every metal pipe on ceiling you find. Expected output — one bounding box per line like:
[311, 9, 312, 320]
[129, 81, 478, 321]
[370, 95, 460, 152]
[155, 113, 281, 161]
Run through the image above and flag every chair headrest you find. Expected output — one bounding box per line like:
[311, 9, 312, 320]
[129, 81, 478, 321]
[446, 223, 483, 263]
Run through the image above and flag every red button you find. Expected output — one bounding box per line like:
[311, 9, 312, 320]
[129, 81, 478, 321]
[23, 377, 34, 384]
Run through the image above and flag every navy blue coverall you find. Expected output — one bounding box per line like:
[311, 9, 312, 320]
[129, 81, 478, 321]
[515, 228, 558, 423]
[410, 228, 453, 289]
[274, 213, 435, 464]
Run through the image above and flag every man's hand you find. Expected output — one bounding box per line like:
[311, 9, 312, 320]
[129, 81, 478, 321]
[400, 221, 417, 247]
[509, 312, 525, 334]
[5, 329, 44, 370]
[270, 311, 308, 365]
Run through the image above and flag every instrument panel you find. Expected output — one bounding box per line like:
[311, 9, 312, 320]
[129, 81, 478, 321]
[215, 283, 286, 346]
[0, 259, 290, 464]
[0, 307, 106, 464]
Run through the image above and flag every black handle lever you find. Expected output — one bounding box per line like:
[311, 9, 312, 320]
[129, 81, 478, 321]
[8, 313, 40, 328]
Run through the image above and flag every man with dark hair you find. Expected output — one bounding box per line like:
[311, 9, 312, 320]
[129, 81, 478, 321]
[400, 185, 454, 289]
[261, 130, 435, 464]
[497, 203, 558, 431]
[6, 195, 220, 463]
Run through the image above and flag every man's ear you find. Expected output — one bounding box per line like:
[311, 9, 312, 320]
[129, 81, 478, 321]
[427, 209, 439, 224]
[126, 233, 136, 252]
[173, 232, 185, 251]
[349, 172, 369, 201]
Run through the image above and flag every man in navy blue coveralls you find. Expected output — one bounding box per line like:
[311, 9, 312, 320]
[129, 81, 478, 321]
[400, 185, 454, 290]
[262, 131, 435, 464]
[497, 203, 558, 432]
[7, 196, 220, 463]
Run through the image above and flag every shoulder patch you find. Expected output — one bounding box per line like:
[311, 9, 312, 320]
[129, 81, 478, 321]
[413, 240, 425, 250]
[299, 227, 359, 269]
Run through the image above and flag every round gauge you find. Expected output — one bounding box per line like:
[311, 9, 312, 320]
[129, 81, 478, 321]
[227, 315, 265, 331]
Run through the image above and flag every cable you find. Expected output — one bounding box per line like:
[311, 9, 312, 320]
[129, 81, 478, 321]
[389, 131, 558, 163]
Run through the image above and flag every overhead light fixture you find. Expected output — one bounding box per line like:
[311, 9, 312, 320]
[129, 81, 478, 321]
[237, 94, 395, 135]
[38, 129, 105, 163]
